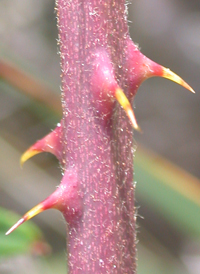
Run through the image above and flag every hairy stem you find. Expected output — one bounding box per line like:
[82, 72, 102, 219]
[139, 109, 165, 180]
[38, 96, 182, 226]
[56, 1, 136, 273]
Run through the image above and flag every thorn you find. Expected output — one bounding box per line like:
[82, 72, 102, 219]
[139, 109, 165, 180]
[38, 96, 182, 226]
[20, 149, 41, 167]
[115, 87, 141, 132]
[161, 67, 195, 93]
[126, 40, 195, 95]
[6, 169, 82, 235]
[6, 218, 25, 235]
[20, 123, 62, 166]
[6, 203, 44, 235]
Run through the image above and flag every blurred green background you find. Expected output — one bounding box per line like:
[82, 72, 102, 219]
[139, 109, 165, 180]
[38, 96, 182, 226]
[0, 1, 199, 273]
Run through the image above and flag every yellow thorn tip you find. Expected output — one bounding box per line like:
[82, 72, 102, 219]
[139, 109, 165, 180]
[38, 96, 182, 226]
[20, 149, 41, 167]
[6, 203, 44, 235]
[162, 67, 195, 93]
[115, 88, 141, 132]
[24, 203, 44, 220]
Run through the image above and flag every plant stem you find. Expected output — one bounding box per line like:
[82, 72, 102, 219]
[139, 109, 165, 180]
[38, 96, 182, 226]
[56, 1, 136, 273]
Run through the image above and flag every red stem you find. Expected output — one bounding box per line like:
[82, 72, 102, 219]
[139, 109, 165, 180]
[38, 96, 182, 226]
[56, 1, 136, 273]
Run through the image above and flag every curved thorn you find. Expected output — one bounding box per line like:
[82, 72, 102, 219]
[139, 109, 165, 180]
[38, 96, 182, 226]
[161, 67, 195, 93]
[20, 123, 62, 167]
[115, 88, 141, 132]
[20, 149, 41, 167]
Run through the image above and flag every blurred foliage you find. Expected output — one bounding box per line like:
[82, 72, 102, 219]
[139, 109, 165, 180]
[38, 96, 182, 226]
[135, 147, 200, 237]
[0, 207, 45, 258]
